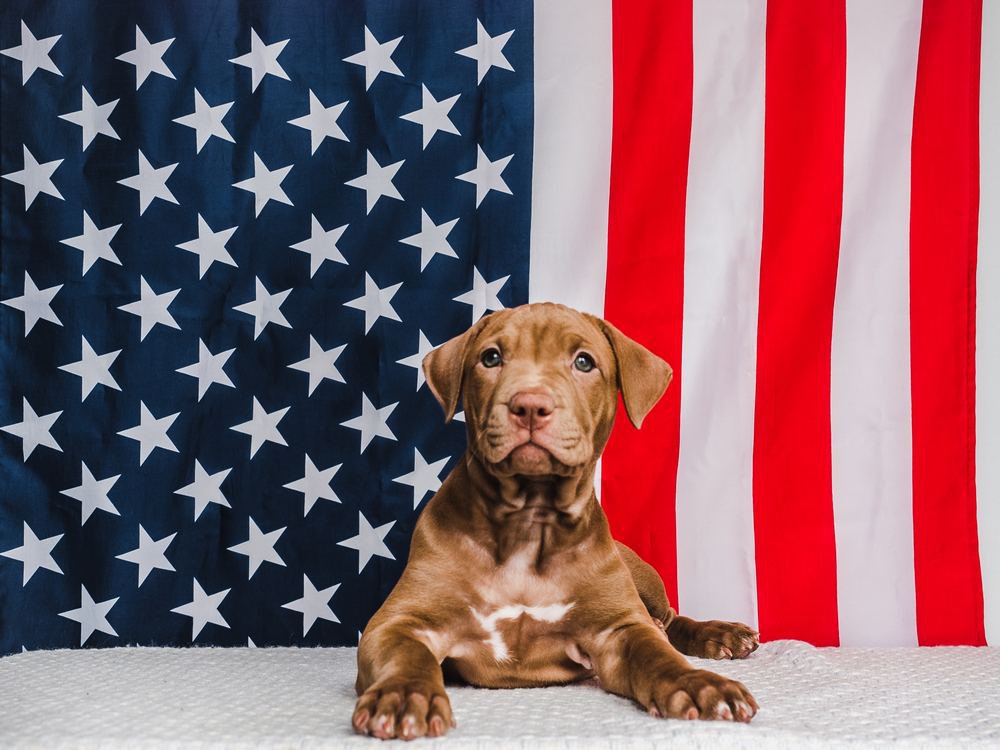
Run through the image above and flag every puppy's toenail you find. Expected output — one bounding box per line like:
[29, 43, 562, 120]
[401, 717, 416, 738]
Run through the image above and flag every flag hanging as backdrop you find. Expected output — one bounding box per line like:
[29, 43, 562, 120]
[0, 0, 996, 656]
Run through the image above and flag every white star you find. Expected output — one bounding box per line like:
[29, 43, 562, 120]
[228, 517, 286, 579]
[341, 393, 397, 453]
[229, 28, 289, 92]
[59, 86, 119, 150]
[116, 26, 175, 89]
[338, 511, 395, 573]
[230, 397, 289, 459]
[233, 152, 293, 216]
[1, 271, 62, 335]
[345, 150, 404, 214]
[1, 21, 61, 84]
[396, 330, 436, 391]
[400, 85, 460, 148]
[400, 209, 458, 270]
[116, 525, 176, 586]
[58, 336, 121, 401]
[117, 401, 179, 466]
[1, 522, 62, 586]
[453, 267, 509, 322]
[176, 339, 235, 400]
[282, 574, 340, 636]
[118, 276, 180, 341]
[1, 398, 61, 460]
[176, 214, 238, 278]
[117, 150, 178, 215]
[288, 90, 348, 154]
[171, 579, 230, 640]
[344, 272, 402, 333]
[175, 460, 232, 520]
[283, 454, 342, 516]
[288, 335, 345, 396]
[343, 26, 403, 90]
[290, 215, 347, 277]
[456, 20, 515, 84]
[58, 585, 118, 646]
[173, 88, 235, 153]
[394, 449, 449, 510]
[2, 145, 63, 210]
[456, 145, 513, 207]
[60, 210, 122, 275]
[233, 276, 292, 340]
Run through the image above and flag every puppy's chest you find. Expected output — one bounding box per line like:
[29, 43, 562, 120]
[439, 549, 584, 680]
[465, 599, 575, 662]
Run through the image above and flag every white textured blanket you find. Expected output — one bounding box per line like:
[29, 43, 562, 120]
[2, 641, 999, 749]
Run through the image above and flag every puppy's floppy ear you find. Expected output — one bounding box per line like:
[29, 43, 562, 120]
[422, 323, 479, 423]
[600, 320, 673, 429]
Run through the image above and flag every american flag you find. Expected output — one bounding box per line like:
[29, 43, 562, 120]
[1, 0, 998, 656]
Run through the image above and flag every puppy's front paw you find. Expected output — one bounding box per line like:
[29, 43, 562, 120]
[352, 679, 455, 740]
[647, 669, 758, 723]
[685, 620, 759, 660]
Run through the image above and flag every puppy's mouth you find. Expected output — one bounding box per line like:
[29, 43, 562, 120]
[490, 437, 579, 477]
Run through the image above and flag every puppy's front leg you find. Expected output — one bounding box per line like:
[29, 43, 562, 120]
[354, 619, 455, 740]
[587, 619, 758, 722]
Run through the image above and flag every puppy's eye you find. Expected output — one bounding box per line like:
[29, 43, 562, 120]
[574, 353, 596, 372]
[480, 348, 502, 368]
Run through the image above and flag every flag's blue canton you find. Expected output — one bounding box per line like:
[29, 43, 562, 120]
[0, 0, 532, 655]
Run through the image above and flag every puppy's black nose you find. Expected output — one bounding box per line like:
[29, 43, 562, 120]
[509, 391, 555, 431]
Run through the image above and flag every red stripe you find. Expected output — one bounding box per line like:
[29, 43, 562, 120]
[752, 0, 845, 646]
[602, 0, 692, 611]
[909, 0, 986, 646]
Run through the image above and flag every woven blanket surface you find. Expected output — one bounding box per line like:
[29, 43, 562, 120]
[3, 640, 999, 749]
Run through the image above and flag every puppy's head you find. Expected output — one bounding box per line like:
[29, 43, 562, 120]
[423, 303, 672, 478]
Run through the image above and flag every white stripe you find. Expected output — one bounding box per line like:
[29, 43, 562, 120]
[530, 0, 612, 502]
[978, 0, 1000, 647]
[830, 0, 922, 646]
[674, 0, 765, 627]
[528, 0, 612, 316]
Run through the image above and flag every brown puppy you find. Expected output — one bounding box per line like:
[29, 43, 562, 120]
[353, 303, 759, 740]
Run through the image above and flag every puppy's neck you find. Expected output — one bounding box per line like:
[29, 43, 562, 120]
[462, 452, 598, 566]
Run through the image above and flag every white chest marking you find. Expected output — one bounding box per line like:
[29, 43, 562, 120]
[470, 601, 575, 661]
